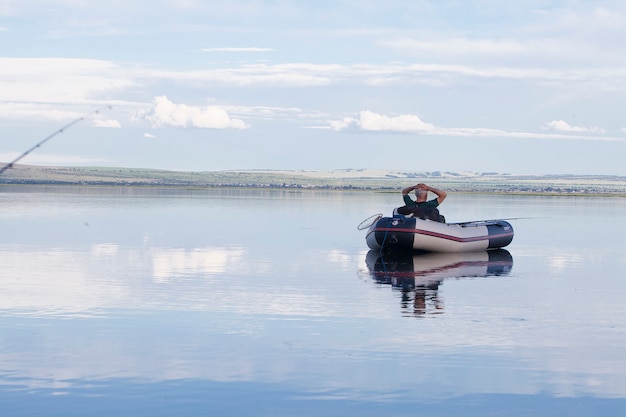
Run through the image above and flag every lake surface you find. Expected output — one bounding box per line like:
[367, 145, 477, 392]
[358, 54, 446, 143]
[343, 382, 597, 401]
[1, 186, 625, 417]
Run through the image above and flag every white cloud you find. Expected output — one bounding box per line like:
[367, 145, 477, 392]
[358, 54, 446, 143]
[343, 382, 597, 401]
[543, 120, 606, 134]
[377, 36, 608, 67]
[218, 104, 311, 122]
[201, 47, 276, 52]
[143, 132, 157, 138]
[329, 111, 624, 142]
[0, 152, 105, 166]
[380, 37, 531, 56]
[92, 119, 121, 128]
[143, 61, 626, 91]
[330, 110, 434, 132]
[1, 56, 626, 128]
[0, 58, 133, 103]
[0, 103, 84, 122]
[143, 96, 248, 129]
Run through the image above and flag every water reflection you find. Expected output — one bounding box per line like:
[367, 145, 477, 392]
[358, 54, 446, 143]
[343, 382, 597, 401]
[2, 188, 625, 416]
[365, 249, 513, 316]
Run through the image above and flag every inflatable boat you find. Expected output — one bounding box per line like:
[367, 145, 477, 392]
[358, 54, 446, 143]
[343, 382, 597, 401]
[362, 214, 514, 253]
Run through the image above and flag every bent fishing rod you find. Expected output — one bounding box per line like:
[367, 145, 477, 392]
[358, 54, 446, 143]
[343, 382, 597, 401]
[0, 106, 111, 175]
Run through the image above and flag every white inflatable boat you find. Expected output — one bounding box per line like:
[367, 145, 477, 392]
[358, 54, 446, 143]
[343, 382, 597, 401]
[363, 214, 514, 253]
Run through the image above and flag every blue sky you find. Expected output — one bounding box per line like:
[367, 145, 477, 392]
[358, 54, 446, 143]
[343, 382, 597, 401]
[1, 0, 626, 175]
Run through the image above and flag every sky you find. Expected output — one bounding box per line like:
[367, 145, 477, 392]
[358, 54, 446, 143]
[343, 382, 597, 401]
[1, 0, 626, 175]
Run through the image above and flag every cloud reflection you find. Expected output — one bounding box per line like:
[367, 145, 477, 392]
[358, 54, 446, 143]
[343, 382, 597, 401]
[151, 246, 246, 281]
[0, 247, 127, 315]
[0, 244, 247, 314]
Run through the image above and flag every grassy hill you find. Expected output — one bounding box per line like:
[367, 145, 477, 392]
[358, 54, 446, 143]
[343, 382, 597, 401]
[1, 164, 626, 195]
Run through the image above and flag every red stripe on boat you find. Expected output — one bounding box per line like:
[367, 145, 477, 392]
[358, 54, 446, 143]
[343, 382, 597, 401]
[370, 227, 514, 243]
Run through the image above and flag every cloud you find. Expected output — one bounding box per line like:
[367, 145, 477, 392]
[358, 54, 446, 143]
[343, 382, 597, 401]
[2, 56, 626, 121]
[377, 36, 602, 66]
[0, 103, 84, 122]
[380, 37, 531, 56]
[330, 110, 434, 132]
[143, 132, 156, 138]
[217, 104, 311, 122]
[201, 47, 276, 52]
[0, 152, 105, 166]
[144, 61, 626, 91]
[543, 120, 606, 134]
[330, 111, 502, 136]
[330, 111, 624, 142]
[0, 58, 133, 103]
[143, 96, 248, 129]
[92, 119, 121, 128]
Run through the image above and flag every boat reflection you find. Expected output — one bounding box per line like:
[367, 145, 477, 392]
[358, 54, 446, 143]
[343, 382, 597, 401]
[365, 249, 513, 316]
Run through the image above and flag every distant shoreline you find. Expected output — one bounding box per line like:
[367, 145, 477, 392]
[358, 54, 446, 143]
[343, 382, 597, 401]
[1, 164, 625, 196]
[3, 184, 625, 198]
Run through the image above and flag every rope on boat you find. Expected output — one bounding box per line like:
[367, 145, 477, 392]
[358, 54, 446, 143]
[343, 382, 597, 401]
[357, 213, 389, 256]
[357, 213, 382, 230]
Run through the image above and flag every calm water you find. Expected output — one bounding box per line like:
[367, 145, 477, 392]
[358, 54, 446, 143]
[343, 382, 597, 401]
[1, 186, 625, 417]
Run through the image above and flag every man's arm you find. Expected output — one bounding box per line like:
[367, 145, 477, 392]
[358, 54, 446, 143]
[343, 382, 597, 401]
[402, 185, 417, 195]
[421, 184, 447, 204]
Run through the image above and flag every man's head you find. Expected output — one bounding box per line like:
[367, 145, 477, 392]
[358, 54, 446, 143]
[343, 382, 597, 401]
[414, 188, 428, 202]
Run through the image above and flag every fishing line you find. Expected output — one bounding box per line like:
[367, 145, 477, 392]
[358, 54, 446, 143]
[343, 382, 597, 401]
[0, 106, 112, 175]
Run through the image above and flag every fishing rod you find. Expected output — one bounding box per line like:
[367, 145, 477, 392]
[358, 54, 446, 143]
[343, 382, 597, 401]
[0, 106, 111, 175]
[447, 217, 543, 226]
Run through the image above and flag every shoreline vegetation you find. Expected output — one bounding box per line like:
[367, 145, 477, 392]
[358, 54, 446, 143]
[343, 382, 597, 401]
[1, 164, 626, 196]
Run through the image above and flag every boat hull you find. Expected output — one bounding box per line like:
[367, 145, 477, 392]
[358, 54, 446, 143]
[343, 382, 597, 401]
[366, 217, 514, 253]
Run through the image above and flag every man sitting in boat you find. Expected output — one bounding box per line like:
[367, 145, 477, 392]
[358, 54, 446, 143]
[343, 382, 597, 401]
[396, 183, 447, 222]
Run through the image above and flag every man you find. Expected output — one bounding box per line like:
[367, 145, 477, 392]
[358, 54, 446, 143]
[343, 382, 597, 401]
[397, 183, 447, 222]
